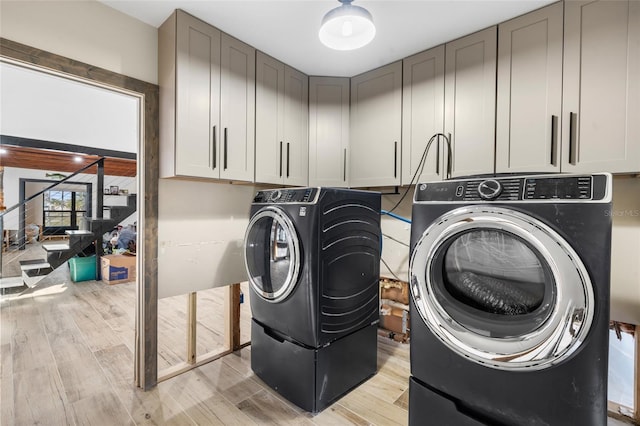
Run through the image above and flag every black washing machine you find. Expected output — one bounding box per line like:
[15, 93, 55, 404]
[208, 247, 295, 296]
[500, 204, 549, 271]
[408, 173, 612, 425]
[244, 187, 381, 413]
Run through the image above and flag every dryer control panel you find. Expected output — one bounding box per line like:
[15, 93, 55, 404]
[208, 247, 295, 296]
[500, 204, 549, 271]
[252, 188, 319, 204]
[415, 174, 609, 203]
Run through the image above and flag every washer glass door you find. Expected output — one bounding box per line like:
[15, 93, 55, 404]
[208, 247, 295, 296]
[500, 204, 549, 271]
[410, 206, 594, 370]
[244, 207, 301, 302]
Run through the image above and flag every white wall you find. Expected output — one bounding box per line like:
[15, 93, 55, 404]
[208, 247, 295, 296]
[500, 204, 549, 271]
[1, 62, 139, 153]
[380, 191, 413, 282]
[157, 179, 255, 299]
[0, 0, 157, 84]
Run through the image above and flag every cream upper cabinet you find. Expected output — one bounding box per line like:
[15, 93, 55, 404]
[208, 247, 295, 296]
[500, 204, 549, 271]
[159, 10, 255, 182]
[255, 52, 308, 186]
[219, 33, 255, 182]
[255, 52, 283, 185]
[308, 77, 350, 188]
[496, 3, 563, 173]
[402, 45, 445, 185]
[350, 61, 402, 187]
[562, 0, 640, 174]
[444, 27, 497, 178]
[283, 66, 309, 186]
[159, 10, 221, 179]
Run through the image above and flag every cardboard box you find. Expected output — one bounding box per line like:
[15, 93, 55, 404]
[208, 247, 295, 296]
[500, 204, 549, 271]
[101, 254, 136, 284]
[380, 278, 410, 305]
[379, 301, 410, 343]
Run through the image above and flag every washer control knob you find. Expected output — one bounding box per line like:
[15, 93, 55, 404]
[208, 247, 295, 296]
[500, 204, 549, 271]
[478, 179, 502, 200]
[270, 190, 282, 202]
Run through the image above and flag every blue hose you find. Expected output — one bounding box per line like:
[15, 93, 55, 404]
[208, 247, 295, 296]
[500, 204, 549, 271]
[381, 210, 411, 224]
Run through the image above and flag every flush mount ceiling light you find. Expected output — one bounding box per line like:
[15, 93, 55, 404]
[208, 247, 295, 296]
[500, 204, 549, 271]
[319, 0, 376, 51]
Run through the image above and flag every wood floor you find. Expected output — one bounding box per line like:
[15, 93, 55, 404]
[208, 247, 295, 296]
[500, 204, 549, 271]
[0, 260, 411, 425]
[0, 256, 633, 425]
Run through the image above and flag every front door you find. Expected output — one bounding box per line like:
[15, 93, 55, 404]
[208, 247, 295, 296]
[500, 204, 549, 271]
[244, 206, 301, 303]
[410, 205, 594, 370]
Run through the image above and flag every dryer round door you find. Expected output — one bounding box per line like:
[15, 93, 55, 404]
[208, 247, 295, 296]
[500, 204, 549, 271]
[409, 205, 594, 370]
[244, 206, 301, 303]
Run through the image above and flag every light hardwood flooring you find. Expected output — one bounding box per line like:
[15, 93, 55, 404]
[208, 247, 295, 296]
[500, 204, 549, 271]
[0, 258, 634, 425]
[0, 258, 412, 425]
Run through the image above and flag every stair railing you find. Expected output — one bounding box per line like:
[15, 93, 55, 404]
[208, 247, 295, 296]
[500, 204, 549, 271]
[0, 157, 105, 281]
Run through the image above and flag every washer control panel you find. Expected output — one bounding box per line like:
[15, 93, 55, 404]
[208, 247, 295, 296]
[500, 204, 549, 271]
[523, 176, 592, 200]
[253, 188, 318, 204]
[415, 174, 607, 202]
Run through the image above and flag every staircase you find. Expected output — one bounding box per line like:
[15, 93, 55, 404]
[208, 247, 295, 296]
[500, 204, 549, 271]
[1, 155, 137, 291]
[19, 194, 136, 287]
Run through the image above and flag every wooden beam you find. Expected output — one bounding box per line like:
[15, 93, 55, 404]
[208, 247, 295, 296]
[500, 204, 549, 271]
[187, 292, 197, 364]
[226, 284, 242, 351]
[232, 284, 242, 350]
[157, 338, 250, 384]
[158, 283, 250, 383]
[158, 349, 233, 383]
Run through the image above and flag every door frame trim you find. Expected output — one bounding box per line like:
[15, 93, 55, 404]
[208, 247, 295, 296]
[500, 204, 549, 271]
[0, 37, 159, 389]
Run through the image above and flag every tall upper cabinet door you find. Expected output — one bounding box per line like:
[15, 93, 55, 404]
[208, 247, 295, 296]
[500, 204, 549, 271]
[402, 45, 445, 185]
[563, 0, 640, 173]
[283, 66, 309, 187]
[255, 52, 285, 185]
[255, 53, 308, 186]
[220, 33, 255, 181]
[309, 77, 350, 188]
[444, 27, 497, 178]
[159, 10, 221, 179]
[350, 61, 402, 187]
[496, 3, 563, 173]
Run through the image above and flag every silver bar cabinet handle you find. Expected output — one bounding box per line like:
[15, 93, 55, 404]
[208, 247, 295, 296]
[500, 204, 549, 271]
[569, 112, 577, 165]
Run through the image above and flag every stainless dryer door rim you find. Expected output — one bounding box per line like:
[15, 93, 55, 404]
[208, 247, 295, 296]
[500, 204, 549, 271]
[409, 205, 595, 371]
[244, 206, 302, 303]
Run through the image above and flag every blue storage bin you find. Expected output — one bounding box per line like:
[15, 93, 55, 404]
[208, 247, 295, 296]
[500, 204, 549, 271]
[69, 255, 97, 282]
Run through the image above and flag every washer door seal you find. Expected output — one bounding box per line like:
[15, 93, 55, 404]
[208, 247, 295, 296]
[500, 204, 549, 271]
[409, 205, 594, 370]
[244, 206, 301, 303]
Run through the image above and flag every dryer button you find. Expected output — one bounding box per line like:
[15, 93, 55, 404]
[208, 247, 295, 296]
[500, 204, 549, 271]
[455, 185, 464, 197]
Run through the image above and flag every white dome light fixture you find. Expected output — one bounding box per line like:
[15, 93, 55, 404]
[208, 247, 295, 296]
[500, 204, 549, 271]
[319, 0, 376, 51]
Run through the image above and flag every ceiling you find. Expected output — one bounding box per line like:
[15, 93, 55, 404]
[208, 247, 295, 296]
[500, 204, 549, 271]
[0, 145, 137, 177]
[100, 0, 556, 77]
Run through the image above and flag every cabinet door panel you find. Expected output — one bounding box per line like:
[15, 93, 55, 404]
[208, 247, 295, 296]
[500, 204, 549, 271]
[174, 12, 220, 178]
[220, 34, 255, 181]
[496, 3, 563, 173]
[309, 77, 350, 187]
[283, 66, 309, 187]
[350, 61, 402, 187]
[445, 27, 497, 178]
[402, 45, 445, 185]
[255, 52, 285, 185]
[563, 0, 640, 173]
